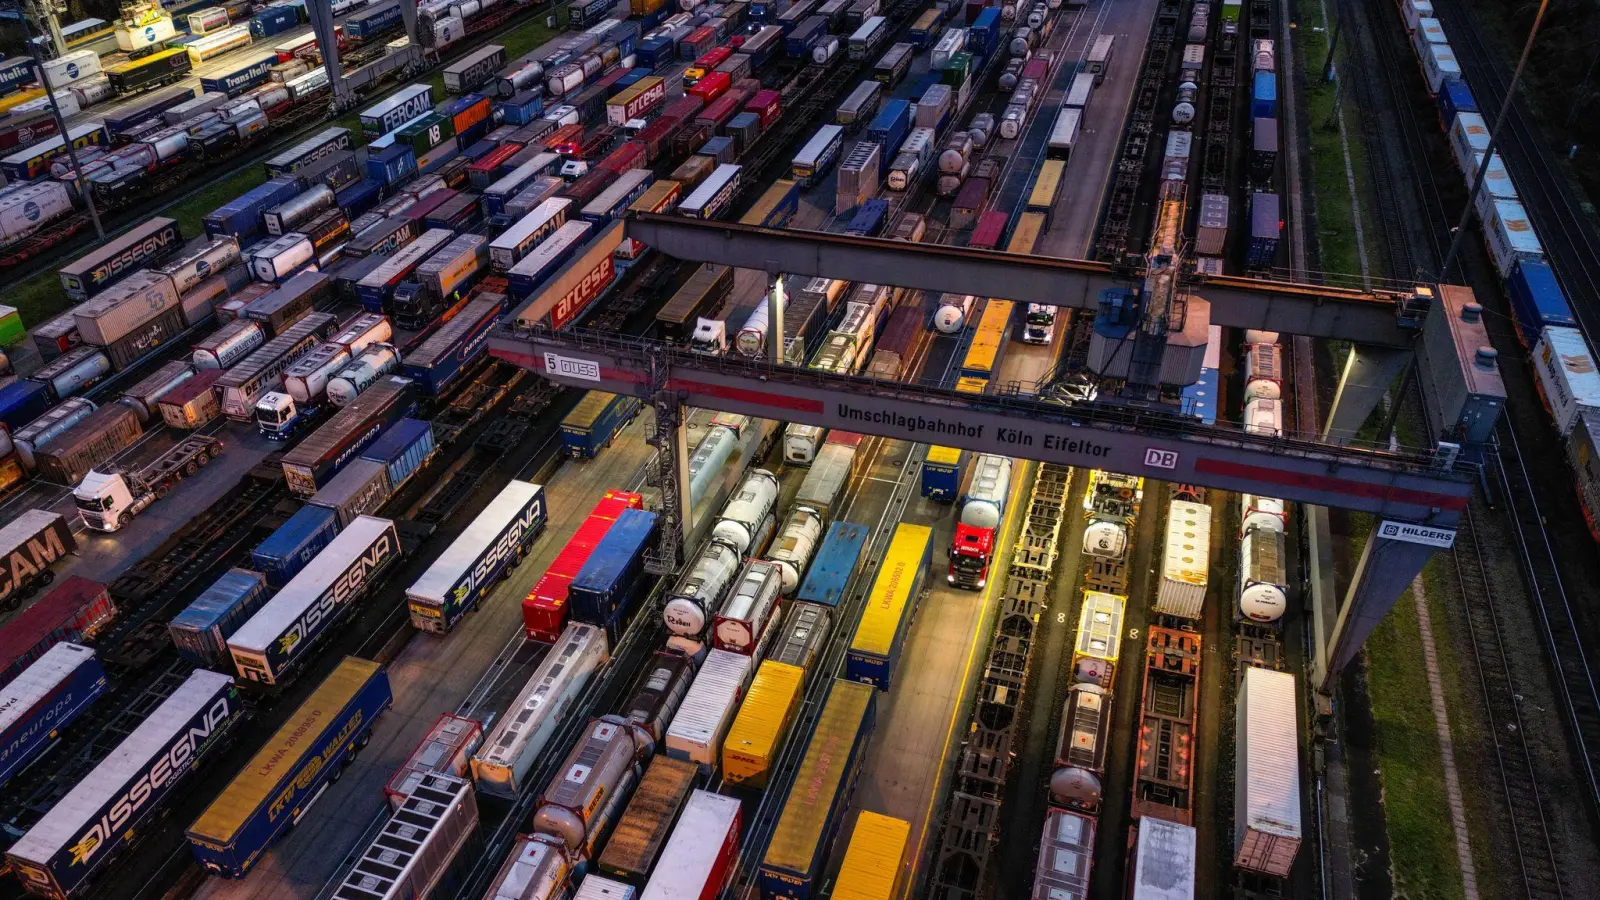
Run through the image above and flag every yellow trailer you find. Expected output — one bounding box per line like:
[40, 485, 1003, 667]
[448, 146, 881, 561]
[833, 811, 911, 900]
[722, 660, 804, 787]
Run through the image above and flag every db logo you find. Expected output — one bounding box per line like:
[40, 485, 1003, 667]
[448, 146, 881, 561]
[1143, 448, 1179, 470]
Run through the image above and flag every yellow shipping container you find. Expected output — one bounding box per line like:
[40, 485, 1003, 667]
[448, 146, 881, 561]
[723, 660, 804, 787]
[833, 812, 911, 900]
[850, 523, 933, 659]
[955, 376, 988, 394]
[961, 299, 1013, 378]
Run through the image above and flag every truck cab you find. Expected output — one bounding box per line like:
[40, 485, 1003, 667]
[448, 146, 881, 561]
[256, 391, 311, 440]
[391, 281, 441, 331]
[690, 318, 728, 355]
[1023, 303, 1057, 344]
[74, 470, 137, 532]
[948, 522, 995, 588]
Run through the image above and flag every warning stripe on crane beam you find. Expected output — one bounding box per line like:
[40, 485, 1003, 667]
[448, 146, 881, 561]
[1193, 457, 1468, 512]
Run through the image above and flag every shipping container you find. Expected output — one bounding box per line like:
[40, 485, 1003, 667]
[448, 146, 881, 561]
[641, 791, 741, 900]
[280, 375, 414, 496]
[523, 490, 643, 640]
[187, 659, 392, 877]
[1533, 325, 1600, 435]
[1234, 666, 1301, 877]
[568, 507, 658, 633]
[599, 754, 697, 885]
[402, 294, 504, 394]
[329, 773, 478, 900]
[384, 713, 482, 811]
[722, 660, 802, 786]
[250, 504, 339, 587]
[795, 521, 869, 608]
[408, 480, 545, 631]
[34, 401, 142, 486]
[1130, 817, 1197, 900]
[168, 569, 270, 666]
[158, 368, 223, 429]
[665, 648, 751, 769]
[1155, 500, 1210, 620]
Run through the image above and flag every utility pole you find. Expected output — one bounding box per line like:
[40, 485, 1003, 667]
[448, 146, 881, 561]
[22, 0, 65, 65]
[1439, 0, 1549, 279]
[18, 7, 102, 240]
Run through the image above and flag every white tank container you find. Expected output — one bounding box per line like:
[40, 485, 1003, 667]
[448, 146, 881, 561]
[326, 345, 400, 407]
[934, 294, 973, 333]
[1239, 493, 1286, 536]
[12, 398, 96, 470]
[69, 76, 115, 108]
[999, 104, 1027, 141]
[331, 313, 392, 353]
[1243, 397, 1283, 437]
[812, 36, 839, 64]
[959, 455, 1012, 530]
[283, 343, 353, 404]
[193, 319, 266, 369]
[249, 234, 315, 283]
[664, 539, 741, 636]
[37, 347, 110, 399]
[141, 127, 190, 163]
[1243, 342, 1283, 402]
[1081, 519, 1127, 559]
[735, 295, 770, 358]
[160, 236, 242, 297]
[547, 64, 586, 96]
[783, 424, 824, 465]
[1239, 527, 1288, 622]
[939, 133, 972, 174]
[765, 508, 823, 594]
[968, 113, 994, 148]
[712, 469, 779, 555]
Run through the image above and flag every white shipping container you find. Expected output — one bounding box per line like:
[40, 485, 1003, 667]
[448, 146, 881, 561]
[664, 648, 751, 767]
[640, 791, 740, 900]
[1448, 111, 1489, 182]
[1421, 41, 1460, 94]
[73, 270, 181, 346]
[193, 319, 265, 369]
[1130, 817, 1196, 900]
[1404, 0, 1433, 31]
[0, 182, 74, 245]
[1235, 667, 1301, 877]
[41, 50, 101, 90]
[574, 874, 635, 900]
[1155, 500, 1210, 620]
[1484, 198, 1542, 279]
[1533, 325, 1600, 435]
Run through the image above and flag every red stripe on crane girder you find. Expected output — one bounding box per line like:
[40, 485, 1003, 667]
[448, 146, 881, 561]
[667, 378, 824, 414]
[1194, 457, 1468, 511]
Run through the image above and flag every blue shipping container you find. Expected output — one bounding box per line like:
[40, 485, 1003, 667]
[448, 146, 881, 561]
[417, 143, 460, 176]
[0, 380, 52, 430]
[866, 99, 910, 158]
[345, 1, 402, 40]
[1508, 260, 1576, 342]
[185, 660, 391, 877]
[336, 177, 383, 219]
[359, 417, 436, 490]
[795, 521, 871, 608]
[614, 68, 649, 91]
[569, 508, 659, 632]
[968, 8, 1001, 59]
[204, 175, 302, 241]
[366, 144, 416, 187]
[168, 569, 270, 666]
[846, 199, 889, 237]
[1437, 77, 1477, 127]
[248, 6, 300, 39]
[1251, 71, 1277, 119]
[201, 54, 275, 97]
[787, 17, 827, 57]
[499, 90, 544, 125]
[910, 72, 941, 104]
[637, 36, 674, 70]
[0, 58, 34, 95]
[0, 643, 106, 787]
[251, 504, 340, 587]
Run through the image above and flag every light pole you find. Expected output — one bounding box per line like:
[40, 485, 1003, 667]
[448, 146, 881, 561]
[17, 5, 103, 240]
[1437, 0, 1549, 280]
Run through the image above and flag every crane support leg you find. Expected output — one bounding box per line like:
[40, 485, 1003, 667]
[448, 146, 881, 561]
[1306, 505, 1340, 713]
[1322, 345, 1411, 443]
[1314, 517, 1450, 692]
[308, 0, 351, 109]
[767, 273, 787, 366]
[645, 345, 689, 576]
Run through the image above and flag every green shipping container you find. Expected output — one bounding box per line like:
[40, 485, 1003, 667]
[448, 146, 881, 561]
[0, 305, 23, 347]
[942, 52, 972, 86]
[398, 112, 455, 156]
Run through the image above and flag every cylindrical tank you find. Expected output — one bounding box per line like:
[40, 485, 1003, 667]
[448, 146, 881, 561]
[939, 133, 973, 174]
[959, 455, 1013, 529]
[1050, 765, 1104, 811]
[712, 469, 780, 554]
[1000, 2, 1017, 19]
[12, 398, 96, 470]
[617, 651, 695, 753]
[735, 295, 770, 358]
[1239, 527, 1288, 622]
[451, 0, 481, 19]
[283, 343, 352, 405]
[160, 236, 242, 297]
[249, 235, 314, 282]
[1009, 28, 1034, 58]
[36, 349, 111, 400]
[936, 170, 966, 197]
[1172, 102, 1195, 124]
[141, 128, 189, 163]
[714, 560, 782, 654]
[1243, 342, 1283, 402]
[326, 344, 400, 407]
[332, 312, 393, 353]
[193, 319, 266, 369]
[1073, 656, 1114, 688]
[686, 426, 738, 510]
[1243, 397, 1283, 437]
[532, 715, 642, 853]
[1081, 519, 1127, 559]
[968, 114, 995, 148]
[119, 361, 194, 423]
[933, 294, 972, 333]
[1239, 493, 1286, 536]
[999, 104, 1027, 141]
[812, 36, 839, 64]
[765, 508, 823, 594]
[1245, 329, 1280, 345]
[663, 538, 741, 636]
[547, 64, 586, 96]
[70, 75, 115, 108]
[266, 184, 336, 236]
[501, 60, 544, 95]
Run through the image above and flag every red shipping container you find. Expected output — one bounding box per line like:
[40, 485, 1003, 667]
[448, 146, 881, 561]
[1021, 57, 1050, 82]
[687, 71, 731, 104]
[663, 94, 705, 122]
[744, 89, 782, 128]
[546, 123, 585, 155]
[602, 140, 646, 173]
[694, 87, 754, 132]
[467, 142, 524, 188]
[969, 208, 1008, 250]
[404, 188, 459, 224]
[562, 166, 615, 207]
[681, 25, 718, 60]
[0, 576, 116, 687]
[634, 114, 682, 163]
[522, 490, 643, 641]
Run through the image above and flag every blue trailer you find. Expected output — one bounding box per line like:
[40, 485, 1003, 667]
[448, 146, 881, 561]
[250, 504, 340, 587]
[336, 177, 383, 219]
[561, 391, 642, 459]
[1437, 77, 1477, 126]
[637, 36, 675, 70]
[568, 507, 659, 633]
[169, 569, 271, 666]
[1251, 71, 1277, 119]
[406, 480, 544, 632]
[920, 446, 964, 500]
[359, 417, 436, 491]
[795, 521, 871, 608]
[967, 7, 1001, 60]
[499, 89, 544, 125]
[201, 53, 275, 97]
[1507, 260, 1575, 343]
[866, 99, 909, 158]
[248, 6, 300, 38]
[0, 643, 106, 787]
[402, 295, 504, 395]
[345, 1, 402, 41]
[186, 658, 391, 878]
[204, 175, 302, 241]
[0, 380, 51, 430]
[787, 16, 828, 57]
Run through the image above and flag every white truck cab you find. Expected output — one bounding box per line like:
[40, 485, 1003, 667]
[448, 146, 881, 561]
[690, 318, 728, 355]
[255, 391, 304, 440]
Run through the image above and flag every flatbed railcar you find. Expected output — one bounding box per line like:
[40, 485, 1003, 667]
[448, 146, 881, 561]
[1131, 627, 1201, 825]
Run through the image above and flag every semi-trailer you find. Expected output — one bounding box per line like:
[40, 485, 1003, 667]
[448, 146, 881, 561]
[522, 490, 643, 641]
[0, 510, 75, 609]
[1235, 666, 1301, 877]
[664, 648, 751, 770]
[6, 670, 241, 898]
[561, 391, 643, 458]
[402, 294, 505, 395]
[0, 577, 114, 686]
[187, 658, 392, 877]
[73, 433, 224, 532]
[279, 376, 415, 496]
[168, 569, 271, 667]
[568, 507, 659, 634]
[226, 516, 400, 686]
[794, 521, 870, 609]
[0, 643, 107, 788]
[407, 480, 545, 632]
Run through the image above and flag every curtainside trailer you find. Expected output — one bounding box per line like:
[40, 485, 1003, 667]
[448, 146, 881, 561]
[0, 577, 113, 686]
[562, 391, 643, 458]
[0, 643, 106, 788]
[187, 658, 391, 877]
[6, 670, 241, 899]
[402, 294, 505, 395]
[407, 480, 545, 632]
[168, 569, 270, 666]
